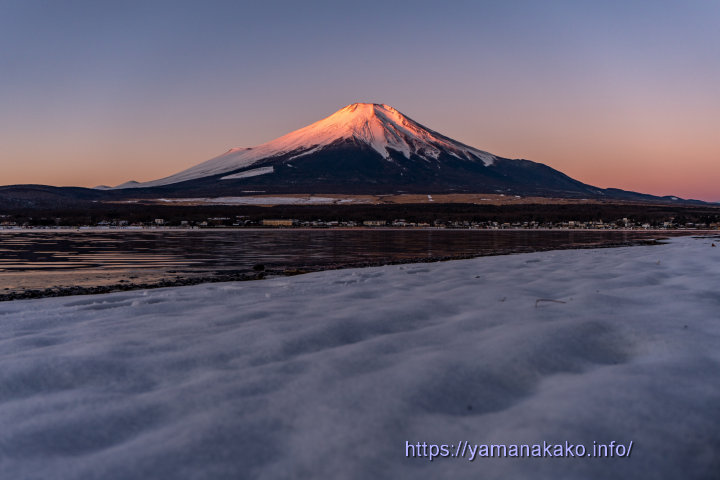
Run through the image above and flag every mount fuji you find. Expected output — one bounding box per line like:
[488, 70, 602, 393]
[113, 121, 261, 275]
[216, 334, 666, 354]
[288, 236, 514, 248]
[135, 103, 496, 188]
[0, 103, 702, 204]
[105, 102, 611, 198]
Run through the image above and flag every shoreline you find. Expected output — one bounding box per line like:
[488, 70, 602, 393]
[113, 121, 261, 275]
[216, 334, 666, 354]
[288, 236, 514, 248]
[3, 235, 718, 478]
[0, 227, 716, 233]
[0, 236, 680, 302]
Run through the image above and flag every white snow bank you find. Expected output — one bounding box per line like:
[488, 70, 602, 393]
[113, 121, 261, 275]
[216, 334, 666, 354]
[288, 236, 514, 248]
[1, 237, 719, 479]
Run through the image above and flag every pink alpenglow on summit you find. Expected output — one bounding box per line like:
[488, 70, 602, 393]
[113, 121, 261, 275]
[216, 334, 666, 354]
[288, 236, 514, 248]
[130, 103, 496, 188]
[60, 103, 701, 203]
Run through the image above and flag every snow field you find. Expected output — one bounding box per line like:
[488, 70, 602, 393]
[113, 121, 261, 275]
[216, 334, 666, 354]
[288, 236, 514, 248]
[1, 236, 719, 479]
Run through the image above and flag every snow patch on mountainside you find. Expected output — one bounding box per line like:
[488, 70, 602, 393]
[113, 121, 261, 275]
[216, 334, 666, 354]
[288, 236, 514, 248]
[156, 196, 360, 205]
[124, 103, 496, 188]
[220, 166, 274, 180]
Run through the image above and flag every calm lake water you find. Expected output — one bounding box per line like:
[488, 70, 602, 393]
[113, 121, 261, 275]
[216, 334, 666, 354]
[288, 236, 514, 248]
[0, 228, 691, 297]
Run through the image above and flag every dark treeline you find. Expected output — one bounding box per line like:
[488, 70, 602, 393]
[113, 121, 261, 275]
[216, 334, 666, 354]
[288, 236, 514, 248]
[2, 202, 720, 227]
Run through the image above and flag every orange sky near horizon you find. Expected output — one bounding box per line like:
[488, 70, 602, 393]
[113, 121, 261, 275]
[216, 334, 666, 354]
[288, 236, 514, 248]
[4, 100, 717, 202]
[1, 1, 718, 202]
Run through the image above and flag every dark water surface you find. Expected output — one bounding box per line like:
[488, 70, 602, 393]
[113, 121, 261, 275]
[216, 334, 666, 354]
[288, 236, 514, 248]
[0, 228, 692, 299]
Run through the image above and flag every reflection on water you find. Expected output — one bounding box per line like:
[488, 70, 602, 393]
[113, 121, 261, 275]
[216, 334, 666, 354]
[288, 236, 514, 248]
[0, 229, 677, 295]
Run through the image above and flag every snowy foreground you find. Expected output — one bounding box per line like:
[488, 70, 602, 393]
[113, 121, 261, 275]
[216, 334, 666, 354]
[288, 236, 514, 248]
[1, 237, 719, 479]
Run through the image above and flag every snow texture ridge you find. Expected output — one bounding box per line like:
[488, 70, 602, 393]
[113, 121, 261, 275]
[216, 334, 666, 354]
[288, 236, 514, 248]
[122, 103, 496, 188]
[1, 237, 719, 479]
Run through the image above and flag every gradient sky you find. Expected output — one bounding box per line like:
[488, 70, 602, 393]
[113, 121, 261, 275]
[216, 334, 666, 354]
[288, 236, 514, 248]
[1, 0, 718, 200]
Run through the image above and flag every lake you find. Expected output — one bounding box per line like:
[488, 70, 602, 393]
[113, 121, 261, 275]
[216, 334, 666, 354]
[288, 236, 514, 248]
[0, 228, 695, 299]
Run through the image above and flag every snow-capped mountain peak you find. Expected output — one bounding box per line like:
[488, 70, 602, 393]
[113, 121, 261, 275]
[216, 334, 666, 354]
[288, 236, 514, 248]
[289, 103, 494, 162]
[123, 103, 495, 188]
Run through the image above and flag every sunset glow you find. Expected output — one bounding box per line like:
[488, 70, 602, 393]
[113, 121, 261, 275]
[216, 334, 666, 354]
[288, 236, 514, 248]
[1, 1, 718, 201]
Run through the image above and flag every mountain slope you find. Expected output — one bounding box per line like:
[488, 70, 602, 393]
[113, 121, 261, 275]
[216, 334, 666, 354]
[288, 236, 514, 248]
[110, 102, 609, 198]
[130, 139, 601, 197]
[0, 103, 706, 204]
[127, 103, 496, 189]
